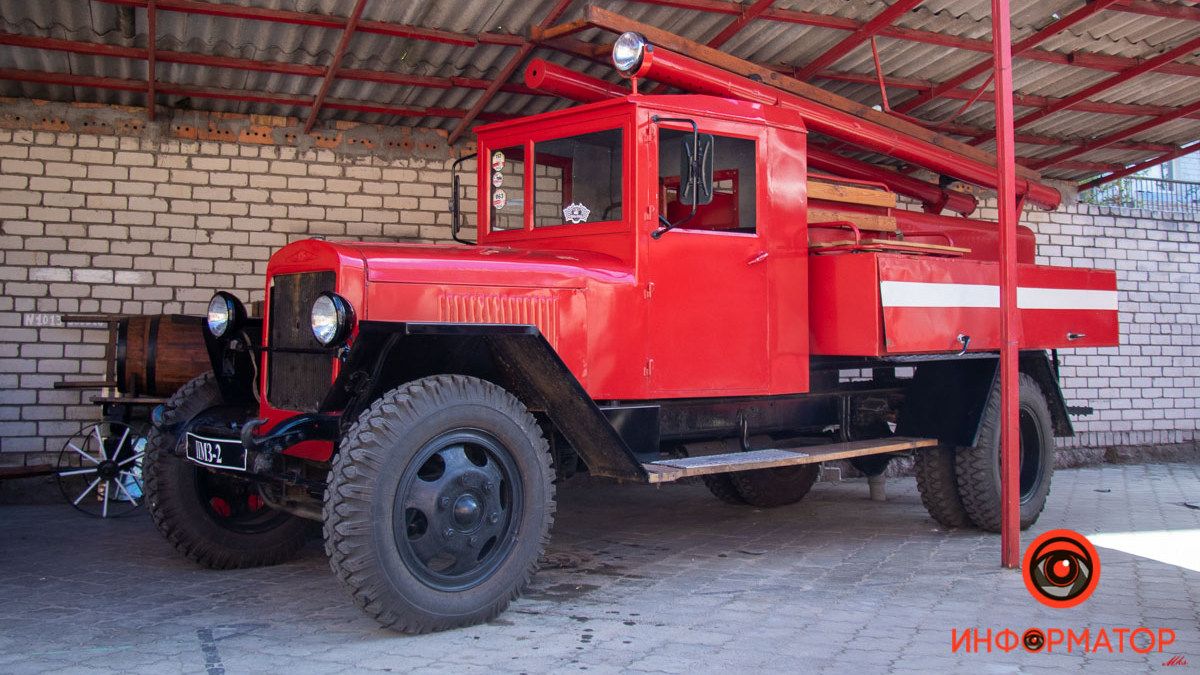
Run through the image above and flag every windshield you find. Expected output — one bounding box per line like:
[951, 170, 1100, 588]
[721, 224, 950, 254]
[486, 128, 623, 232]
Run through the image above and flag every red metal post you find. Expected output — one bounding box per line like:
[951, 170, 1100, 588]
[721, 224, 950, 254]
[991, 0, 1021, 569]
[795, 0, 924, 80]
[146, 0, 157, 120]
[304, 0, 368, 134]
[1078, 142, 1200, 190]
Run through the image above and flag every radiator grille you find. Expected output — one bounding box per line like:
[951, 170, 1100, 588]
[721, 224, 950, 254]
[268, 271, 335, 412]
[438, 293, 558, 346]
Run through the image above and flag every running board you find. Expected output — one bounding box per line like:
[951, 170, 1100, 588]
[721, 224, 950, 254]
[642, 437, 938, 484]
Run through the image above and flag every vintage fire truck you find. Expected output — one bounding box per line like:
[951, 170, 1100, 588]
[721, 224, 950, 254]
[144, 32, 1118, 632]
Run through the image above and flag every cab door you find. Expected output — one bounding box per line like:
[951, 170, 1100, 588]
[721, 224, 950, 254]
[646, 129, 770, 396]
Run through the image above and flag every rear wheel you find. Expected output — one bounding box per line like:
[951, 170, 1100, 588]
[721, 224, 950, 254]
[701, 474, 748, 505]
[144, 373, 309, 569]
[729, 464, 819, 508]
[913, 445, 972, 528]
[955, 373, 1055, 532]
[324, 375, 555, 633]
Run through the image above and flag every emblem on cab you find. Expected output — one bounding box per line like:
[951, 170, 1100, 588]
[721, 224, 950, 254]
[563, 202, 590, 224]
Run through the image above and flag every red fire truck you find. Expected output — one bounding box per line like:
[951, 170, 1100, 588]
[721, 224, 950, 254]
[144, 32, 1118, 633]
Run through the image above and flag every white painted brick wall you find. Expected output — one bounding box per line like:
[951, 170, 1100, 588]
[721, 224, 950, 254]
[0, 112, 1195, 463]
[0, 123, 463, 460]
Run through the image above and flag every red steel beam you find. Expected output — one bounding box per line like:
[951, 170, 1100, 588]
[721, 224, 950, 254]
[1011, 34, 1200, 131]
[447, 0, 574, 144]
[0, 67, 514, 122]
[94, 0, 1200, 79]
[1078, 141, 1200, 190]
[1030, 97, 1200, 170]
[794, 0, 924, 81]
[1110, 0, 1200, 21]
[0, 32, 543, 97]
[146, 0, 157, 120]
[5, 31, 1190, 127]
[304, 0, 368, 133]
[626, 0, 1200, 78]
[892, 0, 1122, 114]
[812, 66, 1200, 121]
[96, 0, 515, 47]
[707, 0, 776, 48]
[991, 0, 1021, 571]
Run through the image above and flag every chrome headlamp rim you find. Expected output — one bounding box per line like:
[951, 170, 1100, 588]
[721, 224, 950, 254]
[206, 291, 245, 339]
[310, 292, 355, 347]
[612, 31, 648, 75]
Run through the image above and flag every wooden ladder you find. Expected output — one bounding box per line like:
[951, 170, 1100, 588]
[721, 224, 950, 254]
[642, 437, 938, 484]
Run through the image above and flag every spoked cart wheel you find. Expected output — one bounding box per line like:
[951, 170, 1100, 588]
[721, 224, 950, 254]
[56, 420, 147, 518]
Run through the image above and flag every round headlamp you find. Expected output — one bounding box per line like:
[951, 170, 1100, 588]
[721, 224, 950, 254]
[612, 32, 648, 75]
[206, 292, 245, 339]
[311, 292, 355, 347]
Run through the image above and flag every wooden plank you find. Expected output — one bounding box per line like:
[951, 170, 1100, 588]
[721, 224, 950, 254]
[90, 395, 168, 405]
[809, 181, 896, 207]
[582, 5, 1045, 183]
[54, 380, 119, 389]
[644, 436, 937, 483]
[808, 208, 896, 232]
[809, 239, 970, 254]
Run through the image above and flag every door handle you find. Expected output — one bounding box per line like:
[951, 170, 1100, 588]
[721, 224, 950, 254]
[747, 251, 769, 266]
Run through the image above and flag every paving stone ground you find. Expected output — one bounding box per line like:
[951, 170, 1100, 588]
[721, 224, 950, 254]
[1, 462, 1198, 674]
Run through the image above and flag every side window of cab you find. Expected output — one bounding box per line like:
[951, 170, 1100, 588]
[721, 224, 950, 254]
[658, 129, 757, 234]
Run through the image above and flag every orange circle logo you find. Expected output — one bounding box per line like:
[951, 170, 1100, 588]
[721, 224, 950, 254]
[1023, 529, 1100, 608]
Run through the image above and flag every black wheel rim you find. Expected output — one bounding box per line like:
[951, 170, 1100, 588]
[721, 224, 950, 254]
[393, 429, 522, 592]
[1018, 406, 1045, 503]
[194, 469, 290, 534]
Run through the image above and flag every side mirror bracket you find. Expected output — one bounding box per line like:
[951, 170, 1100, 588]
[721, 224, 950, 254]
[651, 116, 714, 239]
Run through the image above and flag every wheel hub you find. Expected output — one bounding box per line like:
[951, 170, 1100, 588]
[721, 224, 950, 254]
[393, 432, 523, 591]
[97, 460, 119, 480]
[452, 492, 483, 530]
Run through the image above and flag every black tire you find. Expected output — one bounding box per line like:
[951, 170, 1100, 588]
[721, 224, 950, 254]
[701, 474, 748, 505]
[913, 445, 973, 528]
[729, 464, 820, 508]
[955, 373, 1055, 532]
[144, 373, 309, 569]
[324, 375, 555, 633]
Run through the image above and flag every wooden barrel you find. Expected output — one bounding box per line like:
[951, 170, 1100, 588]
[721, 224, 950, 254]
[116, 315, 211, 396]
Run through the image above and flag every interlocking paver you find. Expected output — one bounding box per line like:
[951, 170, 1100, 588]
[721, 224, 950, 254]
[1, 462, 1197, 673]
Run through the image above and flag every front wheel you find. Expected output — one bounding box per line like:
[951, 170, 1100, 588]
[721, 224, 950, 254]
[324, 375, 555, 633]
[144, 373, 310, 569]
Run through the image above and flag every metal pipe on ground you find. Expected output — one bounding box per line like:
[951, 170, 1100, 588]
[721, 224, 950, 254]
[524, 59, 979, 216]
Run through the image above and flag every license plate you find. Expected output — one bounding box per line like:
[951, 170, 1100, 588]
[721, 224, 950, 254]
[185, 433, 247, 472]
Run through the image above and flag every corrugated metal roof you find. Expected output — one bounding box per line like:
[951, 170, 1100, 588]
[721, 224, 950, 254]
[0, 0, 1197, 182]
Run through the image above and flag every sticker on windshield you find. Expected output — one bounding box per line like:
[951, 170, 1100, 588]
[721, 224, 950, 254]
[492, 189, 507, 209]
[563, 202, 591, 224]
[491, 151, 505, 171]
[491, 171, 504, 188]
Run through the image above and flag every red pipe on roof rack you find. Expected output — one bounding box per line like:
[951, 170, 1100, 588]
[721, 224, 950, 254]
[524, 59, 979, 216]
[631, 45, 1061, 210]
[525, 59, 628, 103]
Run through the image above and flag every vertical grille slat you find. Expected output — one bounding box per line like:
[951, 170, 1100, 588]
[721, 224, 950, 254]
[268, 271, 336, 411]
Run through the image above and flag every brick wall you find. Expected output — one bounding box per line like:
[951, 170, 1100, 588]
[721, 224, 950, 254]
[0, 98, 1195, 465]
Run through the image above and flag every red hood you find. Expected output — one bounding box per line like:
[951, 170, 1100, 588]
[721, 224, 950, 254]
[267, 239, 632, 290]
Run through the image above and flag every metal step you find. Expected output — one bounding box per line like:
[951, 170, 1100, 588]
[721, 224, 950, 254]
[643, 436, 937, 484]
